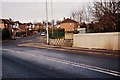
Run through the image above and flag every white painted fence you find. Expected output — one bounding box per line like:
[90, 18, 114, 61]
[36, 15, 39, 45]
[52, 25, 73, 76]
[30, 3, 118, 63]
[49, 39, 73, 47]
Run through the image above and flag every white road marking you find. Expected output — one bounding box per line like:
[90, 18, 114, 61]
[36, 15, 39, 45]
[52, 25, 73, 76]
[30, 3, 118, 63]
[1, 48, 120, 77]
[46, 57, 120, 77]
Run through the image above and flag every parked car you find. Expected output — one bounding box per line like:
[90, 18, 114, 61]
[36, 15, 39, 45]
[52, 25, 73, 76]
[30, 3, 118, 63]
[41, 32, 46, 36]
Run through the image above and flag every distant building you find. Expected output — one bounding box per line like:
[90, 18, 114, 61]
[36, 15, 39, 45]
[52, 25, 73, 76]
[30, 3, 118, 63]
[60, 18, 78, 32]
[0, 18, 14, 35]
[43, 22, 52, 30]
[34, 22, 43, 31]
[54, 24, 60, 28]
[59, 18, 79, 39]
[27, 22, 33, 31]
[19, 23, 27, 32]
[77, 22, 87, 34]
[13, 21, 21, 32]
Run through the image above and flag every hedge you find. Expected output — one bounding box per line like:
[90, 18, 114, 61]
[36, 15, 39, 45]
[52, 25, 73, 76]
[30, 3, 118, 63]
[2, 28, 11, 40]
[45, 28, 65, 39]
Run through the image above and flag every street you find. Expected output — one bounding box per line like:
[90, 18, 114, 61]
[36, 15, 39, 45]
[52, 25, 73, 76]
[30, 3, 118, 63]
[1, 34, 120, 78]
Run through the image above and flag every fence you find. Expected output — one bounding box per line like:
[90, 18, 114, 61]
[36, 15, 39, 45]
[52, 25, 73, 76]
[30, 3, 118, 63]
[48, 28, 65, 39]
[49, 39, 73, 47]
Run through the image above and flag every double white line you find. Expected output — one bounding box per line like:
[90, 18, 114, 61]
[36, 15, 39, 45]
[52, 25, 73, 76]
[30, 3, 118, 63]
[1, 48, 120, 77]
[46, 57, 120, 77]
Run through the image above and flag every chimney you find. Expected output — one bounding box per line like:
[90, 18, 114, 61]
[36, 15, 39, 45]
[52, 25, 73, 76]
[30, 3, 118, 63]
[63, 17, 65, 20]
[9, 18, 12, 21]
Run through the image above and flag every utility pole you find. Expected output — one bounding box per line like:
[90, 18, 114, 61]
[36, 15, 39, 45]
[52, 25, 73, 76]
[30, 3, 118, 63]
[51, 0, 54, 38]
[46, 0, 49, 44]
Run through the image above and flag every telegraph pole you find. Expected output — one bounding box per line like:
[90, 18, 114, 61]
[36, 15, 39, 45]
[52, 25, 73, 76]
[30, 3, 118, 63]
[51, 0, 54, 38]
[46, 0, 49, 44]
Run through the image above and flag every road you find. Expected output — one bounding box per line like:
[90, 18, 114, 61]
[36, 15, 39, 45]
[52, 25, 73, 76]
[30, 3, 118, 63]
[1, 33, 120, 78]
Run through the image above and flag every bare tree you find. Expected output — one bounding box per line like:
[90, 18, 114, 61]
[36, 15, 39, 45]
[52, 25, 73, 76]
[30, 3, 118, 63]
[70, 8, 85, 22]
[71, 11, 76, 20]
[56, 20, 61, 25]
[87, 0, 120, 32]
[89, 0, 120, 20]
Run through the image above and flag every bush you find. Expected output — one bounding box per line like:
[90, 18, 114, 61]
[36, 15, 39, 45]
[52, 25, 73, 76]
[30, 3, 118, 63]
[2, 28, 11, 40]
[16, 32, 26, 37]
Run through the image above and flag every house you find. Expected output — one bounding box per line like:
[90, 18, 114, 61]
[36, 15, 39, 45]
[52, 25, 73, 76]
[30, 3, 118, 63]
[0, 19, 5, 29]
[77, 22, 87, 34]
[27, 22, 35, 35]
[13, 21, 20, 31]
[19, 23, 27, 32]
[13, 21, 34, 37]
[34, 22, 43, 31]
[54, 24, 60, 28]
[60, 18, 78, 32]
[27, 22, 33, 31]
[60, 18, 79, 39]
[0, 18, 14, 35]
[12, 21, 21, 38]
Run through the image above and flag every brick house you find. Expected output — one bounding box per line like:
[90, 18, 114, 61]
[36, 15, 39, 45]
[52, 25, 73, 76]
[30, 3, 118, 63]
[19, 23, 27, 32]
[0, 19, 5, 29]
[60, 18, 78, 32]
[0, 18, 14, 35]
[12, 21, 21, 37]
[34, 22, 43, 31]
[60, 18, 79, 39]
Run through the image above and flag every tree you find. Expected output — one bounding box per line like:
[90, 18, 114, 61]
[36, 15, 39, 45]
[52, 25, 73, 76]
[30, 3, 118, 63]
[56, 20, 61, 25]
[88, 0, 120, 32]
[70, 8, 85, 22]
[89, 0, 119, 19]
[2, 28, 11, 40]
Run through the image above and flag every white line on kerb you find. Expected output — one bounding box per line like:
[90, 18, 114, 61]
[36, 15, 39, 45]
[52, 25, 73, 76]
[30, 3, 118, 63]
[2, 48, 120, 77]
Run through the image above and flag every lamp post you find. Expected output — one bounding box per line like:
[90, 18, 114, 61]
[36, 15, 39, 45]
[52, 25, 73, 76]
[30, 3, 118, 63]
[51, 0, 54, 38]
[46, 0, 49, 44]
[70, 23, 72, 32]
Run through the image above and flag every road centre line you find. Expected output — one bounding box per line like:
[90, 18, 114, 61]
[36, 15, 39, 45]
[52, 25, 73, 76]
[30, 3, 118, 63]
[2, 48, 120, 77]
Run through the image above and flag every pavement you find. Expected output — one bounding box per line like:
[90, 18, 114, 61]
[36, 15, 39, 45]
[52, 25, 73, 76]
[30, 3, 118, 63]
[18, 36, 120, 58]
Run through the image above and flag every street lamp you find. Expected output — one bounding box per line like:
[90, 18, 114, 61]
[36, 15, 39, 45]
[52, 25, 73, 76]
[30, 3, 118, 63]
[51, 0, 54, 38]
[70, 23, 72, 32]
[46, 0, 49, 44]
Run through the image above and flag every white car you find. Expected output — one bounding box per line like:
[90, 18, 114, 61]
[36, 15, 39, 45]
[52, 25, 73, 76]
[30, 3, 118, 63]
[41, 32, 46, 36]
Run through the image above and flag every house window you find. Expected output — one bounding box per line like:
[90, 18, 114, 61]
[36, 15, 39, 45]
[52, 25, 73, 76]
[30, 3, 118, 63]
[5, 24, 8, 28]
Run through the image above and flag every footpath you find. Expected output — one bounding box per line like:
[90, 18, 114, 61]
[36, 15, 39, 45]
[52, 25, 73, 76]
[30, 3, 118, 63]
[18, 38, 119, 58]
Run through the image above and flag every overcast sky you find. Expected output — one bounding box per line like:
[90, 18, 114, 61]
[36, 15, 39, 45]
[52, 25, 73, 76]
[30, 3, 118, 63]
[0, 0, 98, 23]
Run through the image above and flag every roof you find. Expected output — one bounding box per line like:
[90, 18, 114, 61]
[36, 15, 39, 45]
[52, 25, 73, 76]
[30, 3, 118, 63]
[1, 19, 14, 24]
[60, 18, 78, 24]
[14, 21, 22, 25]
[34, 22, 43, 26]
[20, 22, 33, 26]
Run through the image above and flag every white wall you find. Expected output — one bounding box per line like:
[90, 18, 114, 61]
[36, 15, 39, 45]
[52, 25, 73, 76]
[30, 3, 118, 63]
[73, 32, 120, 50]
[65, 33, 74, 39]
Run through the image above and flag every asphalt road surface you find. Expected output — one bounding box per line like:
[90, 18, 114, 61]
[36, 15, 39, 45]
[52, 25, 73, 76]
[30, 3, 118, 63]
[1, 33, 120, 78]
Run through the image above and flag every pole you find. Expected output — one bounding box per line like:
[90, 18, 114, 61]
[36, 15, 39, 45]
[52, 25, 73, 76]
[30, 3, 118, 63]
[51, 0, 54, 38]
[46, 0, 49, 44]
